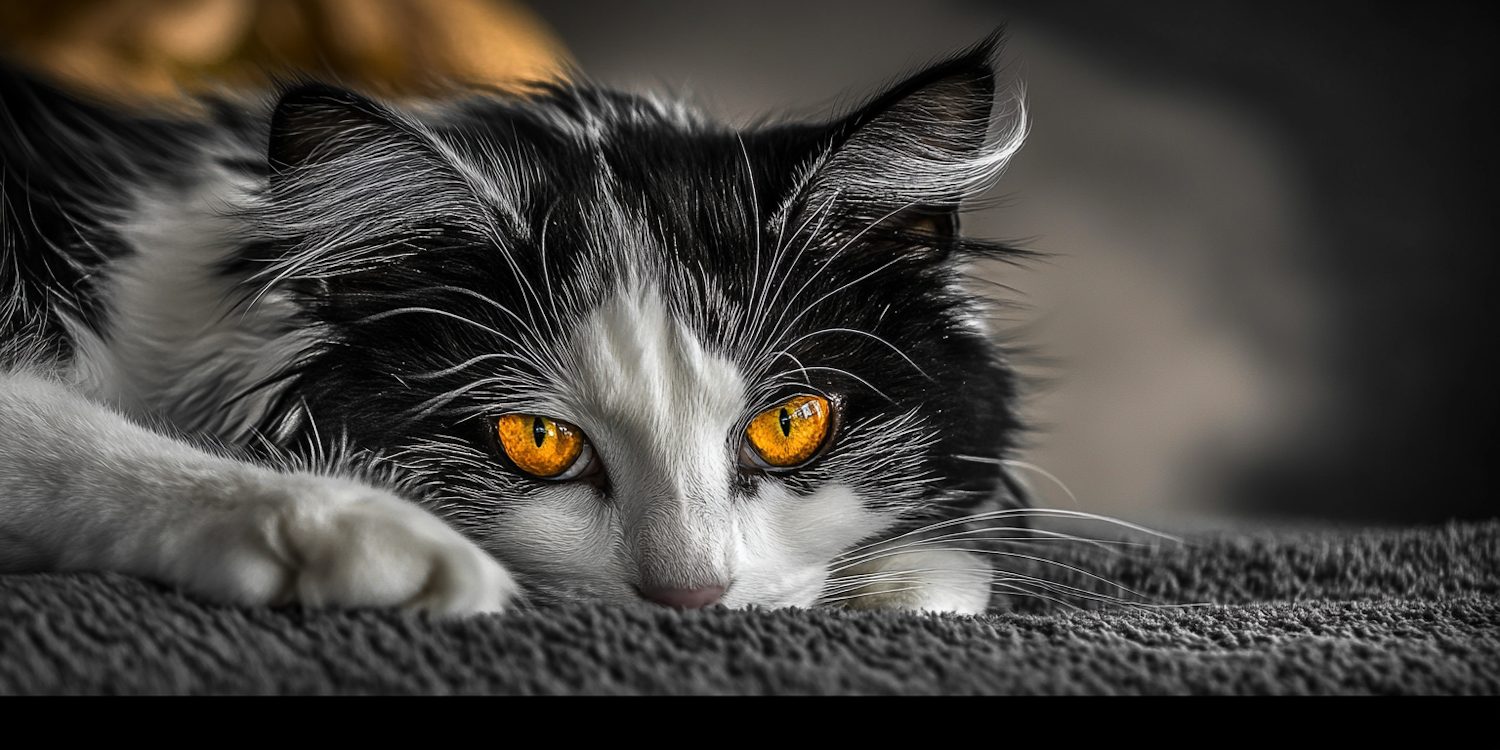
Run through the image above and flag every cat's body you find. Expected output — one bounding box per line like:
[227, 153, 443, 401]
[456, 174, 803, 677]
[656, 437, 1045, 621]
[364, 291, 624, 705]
[0, 39, 1028, 615]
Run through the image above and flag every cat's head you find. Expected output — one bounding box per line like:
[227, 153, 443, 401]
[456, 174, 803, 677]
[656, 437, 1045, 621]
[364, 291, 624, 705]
[241, 37, 1028, 611]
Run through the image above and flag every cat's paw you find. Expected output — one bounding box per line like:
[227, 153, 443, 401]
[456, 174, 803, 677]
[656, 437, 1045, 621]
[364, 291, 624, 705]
[178, 474, 517, 617]
[826, 550, 992, 614]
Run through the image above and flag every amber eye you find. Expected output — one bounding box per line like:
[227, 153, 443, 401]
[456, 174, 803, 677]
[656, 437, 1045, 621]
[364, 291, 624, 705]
[742, 395, 833, 469]
[495, 414, 594, 480]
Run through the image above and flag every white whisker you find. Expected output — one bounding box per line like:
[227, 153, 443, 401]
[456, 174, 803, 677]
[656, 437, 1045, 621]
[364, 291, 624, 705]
[406, 353, 533, 381]
[768, 327, 934, 382]
[765, 364, 895, 403]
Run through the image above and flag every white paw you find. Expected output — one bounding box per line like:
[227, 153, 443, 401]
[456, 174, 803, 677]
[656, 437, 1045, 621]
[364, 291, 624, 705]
[176, 474, 517, 617]
[827, 550, 992, 614]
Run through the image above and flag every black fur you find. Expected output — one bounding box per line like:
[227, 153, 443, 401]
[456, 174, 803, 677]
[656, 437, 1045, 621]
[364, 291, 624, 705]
[2, 37, 1029, 605]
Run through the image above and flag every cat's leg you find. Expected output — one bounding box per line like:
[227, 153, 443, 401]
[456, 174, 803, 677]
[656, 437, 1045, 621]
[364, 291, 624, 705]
[0, 370, 516, 615]
[828, 550, 992, 614]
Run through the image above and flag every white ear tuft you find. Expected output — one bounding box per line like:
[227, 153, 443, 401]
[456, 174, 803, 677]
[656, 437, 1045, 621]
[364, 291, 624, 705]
[791, 35, 1028, 228]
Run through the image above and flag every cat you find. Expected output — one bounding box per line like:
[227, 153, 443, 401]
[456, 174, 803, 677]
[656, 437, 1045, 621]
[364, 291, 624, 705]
[0, 36, 1033, 616]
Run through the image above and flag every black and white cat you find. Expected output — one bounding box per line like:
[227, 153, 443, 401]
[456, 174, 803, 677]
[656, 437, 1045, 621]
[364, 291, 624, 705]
[0, 37, 1030, 615]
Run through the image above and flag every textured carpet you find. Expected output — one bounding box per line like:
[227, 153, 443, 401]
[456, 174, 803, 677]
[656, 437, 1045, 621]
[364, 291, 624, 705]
[2, 520, 1496, 694]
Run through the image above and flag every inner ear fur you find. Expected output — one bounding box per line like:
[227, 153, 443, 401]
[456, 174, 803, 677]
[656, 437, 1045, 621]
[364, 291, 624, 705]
[786, 34, 1020, 244]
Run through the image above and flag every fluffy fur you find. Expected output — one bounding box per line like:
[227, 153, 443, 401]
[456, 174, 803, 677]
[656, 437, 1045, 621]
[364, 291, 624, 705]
[0, 37, 1032, 615]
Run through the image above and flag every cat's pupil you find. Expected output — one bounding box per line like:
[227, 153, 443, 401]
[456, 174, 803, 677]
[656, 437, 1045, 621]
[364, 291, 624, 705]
[779, 408, 791, 437]
[532, 417, 546, 447]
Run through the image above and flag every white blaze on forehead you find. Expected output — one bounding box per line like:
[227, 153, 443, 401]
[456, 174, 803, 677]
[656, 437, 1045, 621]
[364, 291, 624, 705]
[559, 283, 746, 583]
[562, 283, 745, 452]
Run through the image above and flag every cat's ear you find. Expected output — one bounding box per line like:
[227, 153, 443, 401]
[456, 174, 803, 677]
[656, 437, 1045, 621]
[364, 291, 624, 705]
[786, 34, 1025, 241]
[250, 84, 487, 295]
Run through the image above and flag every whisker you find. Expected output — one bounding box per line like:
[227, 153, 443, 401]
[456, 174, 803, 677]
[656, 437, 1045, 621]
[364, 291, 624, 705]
[989, 579, 1095, 612]
[402, 376, 511, 422]
[834, 507, 1182, 563]
[838, 546, 1158, 602]
[990, 575, 1205, 611]
[952, 454, 1083, 508]
[817, 574, 1135, 611]
[735, 132, 765, 358]
[763, 364, 895, 403]
[816, 584, 929, 606]
[821, 564, 1192, 611]
[406, 353, 533, 381]
[538, 203, 563, 328]
[746, 191, 840, 350]
[765, 200, 915, 341]
[829, 529, 1155, 572]
[767, 327, 934, 382]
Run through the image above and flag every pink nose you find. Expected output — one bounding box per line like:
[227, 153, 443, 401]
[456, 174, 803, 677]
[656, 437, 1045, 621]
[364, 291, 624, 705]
[639, 584, 727, 609]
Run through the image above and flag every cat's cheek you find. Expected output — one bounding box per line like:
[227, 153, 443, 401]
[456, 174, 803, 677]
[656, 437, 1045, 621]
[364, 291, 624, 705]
[725, 483, 895, 608]
[175, 475, 518, 616]
[484, 484, 631, 602]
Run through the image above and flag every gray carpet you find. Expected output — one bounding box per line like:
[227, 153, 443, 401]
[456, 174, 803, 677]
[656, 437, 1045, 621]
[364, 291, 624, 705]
[2, 521, 1496, 694]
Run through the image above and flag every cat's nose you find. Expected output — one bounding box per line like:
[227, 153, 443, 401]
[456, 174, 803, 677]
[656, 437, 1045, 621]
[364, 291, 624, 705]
[639, 584, 727, 609]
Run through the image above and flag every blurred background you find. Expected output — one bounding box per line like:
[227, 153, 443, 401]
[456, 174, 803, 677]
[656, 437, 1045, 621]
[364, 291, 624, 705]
[4, 1, 1493, 525]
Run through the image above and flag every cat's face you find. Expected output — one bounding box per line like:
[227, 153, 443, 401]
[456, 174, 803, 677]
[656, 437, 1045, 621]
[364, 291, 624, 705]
[245, 41, 1026, 608]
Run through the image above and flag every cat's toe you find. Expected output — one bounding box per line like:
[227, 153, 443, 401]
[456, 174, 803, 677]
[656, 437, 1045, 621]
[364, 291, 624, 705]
[183, 474, 519, 616]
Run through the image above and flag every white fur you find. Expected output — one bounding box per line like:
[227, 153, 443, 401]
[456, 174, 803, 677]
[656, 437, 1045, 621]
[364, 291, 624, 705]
[485, 282, 916, 607]
[71, 169, 318, 443]
[0, 371, 515, 614]
[0, 169, 515, 616]
[829, 550, 993, 614]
